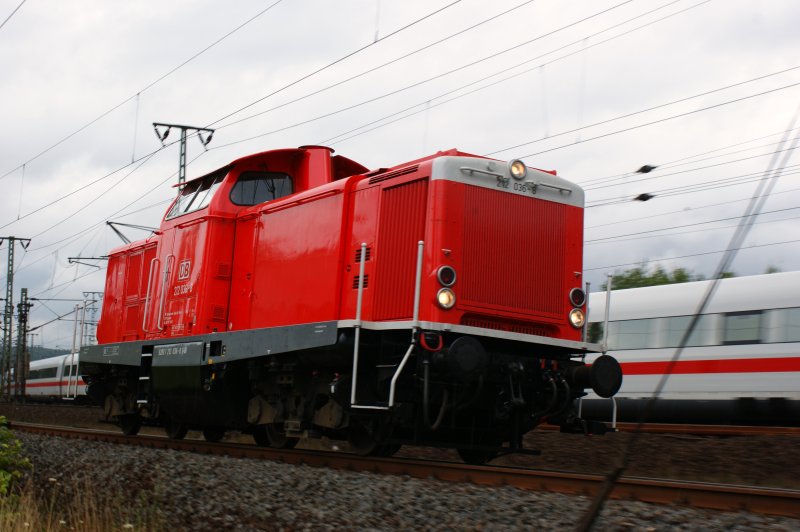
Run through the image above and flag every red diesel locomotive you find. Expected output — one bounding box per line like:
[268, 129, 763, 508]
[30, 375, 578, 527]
[81, 145, 621, 463]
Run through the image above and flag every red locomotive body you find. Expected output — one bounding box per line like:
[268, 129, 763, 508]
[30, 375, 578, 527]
[85, 146, 620, 462]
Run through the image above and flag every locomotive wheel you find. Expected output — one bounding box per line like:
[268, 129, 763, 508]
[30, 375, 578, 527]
[252, 426, 270, 447]
[164, 416, 188, 440]
[253, 423, 300, 449]
[348, 425, 382, 456]
[118, 414, 141, 436]
[456, 448, 498, 466]
[252, 424, 298, 449]
[202, 427, 226, 443]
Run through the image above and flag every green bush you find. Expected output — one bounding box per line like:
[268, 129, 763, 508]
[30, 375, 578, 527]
[0, 416, 31, 496]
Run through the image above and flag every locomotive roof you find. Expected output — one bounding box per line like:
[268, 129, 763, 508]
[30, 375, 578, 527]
[588, 270, 800, 321]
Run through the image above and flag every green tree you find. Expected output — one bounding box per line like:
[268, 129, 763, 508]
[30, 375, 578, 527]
[602, 263, 713, 290]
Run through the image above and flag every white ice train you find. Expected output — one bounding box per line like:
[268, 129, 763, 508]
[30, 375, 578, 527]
[26, 353, 87, 401]
[582, 271, 800, 425]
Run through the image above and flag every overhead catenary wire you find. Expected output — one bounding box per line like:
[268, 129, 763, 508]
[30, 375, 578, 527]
[586, 157, 800, 208]
[216, 0, 697, 148]
[584, 144, 800, 192]
[584, 237, 800, 271]
[587, 212, 800, 246]
[586, 185, 800, 230]
[0, 0, 471, 238]
[2, 0, 712, 236]
[586, 204, 800, 244]
[205, 0, 465, 129]
[575, 125, 800, 186]
[0, 0, 25, 32]
[0, 0, 286, 182]
[509, 82, 800, 161]
[213, 0, 636, 132]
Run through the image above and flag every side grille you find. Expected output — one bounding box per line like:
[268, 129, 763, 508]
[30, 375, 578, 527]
[352, 275, 369, 289]
[373, 179, 428, 320]
[354, 247, 372, 263]
[461, 187, 566, 316]
[212, 305, 227, 322]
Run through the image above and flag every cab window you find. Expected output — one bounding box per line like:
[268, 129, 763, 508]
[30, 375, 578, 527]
[230, 171, 293, 206]
[166, 168, 227, 219]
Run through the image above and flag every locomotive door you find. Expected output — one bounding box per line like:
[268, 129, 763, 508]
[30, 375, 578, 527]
[227, 212, 259, 329]
[152, 219, 208, 337]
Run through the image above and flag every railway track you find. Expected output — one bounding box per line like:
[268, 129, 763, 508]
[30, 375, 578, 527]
[538, 421, 800, 437]
[10, 421, 800, 519]
[4, 402, 799, 437]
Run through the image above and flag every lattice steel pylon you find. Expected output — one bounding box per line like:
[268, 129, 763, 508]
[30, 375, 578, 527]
[1, 237, 30, 399]
[15, 288, 31, 400]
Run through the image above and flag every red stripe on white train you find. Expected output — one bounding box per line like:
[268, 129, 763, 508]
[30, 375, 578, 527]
[618, 357, 800, 375]
[26, 379, 86, 388]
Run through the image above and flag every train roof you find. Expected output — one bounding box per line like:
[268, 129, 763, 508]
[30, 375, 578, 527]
[588, 271, 800, 321]
[29, 352, 77, 369]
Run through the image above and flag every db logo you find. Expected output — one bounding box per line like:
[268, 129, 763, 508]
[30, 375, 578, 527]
[178, 259, 191, 281]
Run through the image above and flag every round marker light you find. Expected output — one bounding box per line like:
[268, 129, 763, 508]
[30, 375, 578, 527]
[437, 288, 456, 309]
[508, 159, 527, 180]
[437, 265, 457, 286]
[569, 308, 585, 329]
[569, 287, 586, 307]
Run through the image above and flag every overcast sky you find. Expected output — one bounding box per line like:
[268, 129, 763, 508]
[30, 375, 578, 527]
[1, 0, 798, 349]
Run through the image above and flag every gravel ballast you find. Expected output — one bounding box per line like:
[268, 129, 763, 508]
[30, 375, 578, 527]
[14, 431, 800, 531]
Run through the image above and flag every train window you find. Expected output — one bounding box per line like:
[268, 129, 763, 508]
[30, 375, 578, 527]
[664, 315, 715, 347]
[722, 311, 762, 345]
[166, 168, 228, 219]
[607, 319, 656, 350]
[777, 307, 800, 342]
[29, 367, 57, 379]
[230, 171, 293, 206]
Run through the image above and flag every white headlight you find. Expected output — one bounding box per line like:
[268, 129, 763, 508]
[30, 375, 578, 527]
[508, 159, 527, 180]
[437, 288, 456, 309]
[569, 308, 585, 328]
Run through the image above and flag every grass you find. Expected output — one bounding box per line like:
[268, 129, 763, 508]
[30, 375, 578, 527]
[0, 479, 164, 531]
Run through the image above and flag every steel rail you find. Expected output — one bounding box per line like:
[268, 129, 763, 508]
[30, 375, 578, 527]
[9, 422, 800, 519]
[536, 422, 800, 437]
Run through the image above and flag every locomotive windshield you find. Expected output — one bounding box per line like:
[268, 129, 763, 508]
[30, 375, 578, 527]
[230, 171, 293, 206]
[166, 167, 227, 219]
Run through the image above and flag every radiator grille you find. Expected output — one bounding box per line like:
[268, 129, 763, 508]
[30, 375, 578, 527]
[461, 315, 557, 337]
[368, 165, 419, 185]
[373, 179, 428, 320]
[461, 187, 566, 316]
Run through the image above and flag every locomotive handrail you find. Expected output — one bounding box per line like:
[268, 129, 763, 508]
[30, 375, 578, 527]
[349, 242, 368, 407]
[156, 255, 174, 332]
[69, 303, 87, 399]
[352, 241, 425, 411]
[602, 273, 612, 353]
[142, 257, 159, 333]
